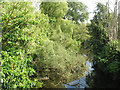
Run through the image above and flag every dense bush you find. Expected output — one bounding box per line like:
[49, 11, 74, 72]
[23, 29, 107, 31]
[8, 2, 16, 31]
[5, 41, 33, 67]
[2, 50, 35, 88]
[25, 15, 88, 86]
[1, 2, 44, 88]
[1, 1, 91, 88]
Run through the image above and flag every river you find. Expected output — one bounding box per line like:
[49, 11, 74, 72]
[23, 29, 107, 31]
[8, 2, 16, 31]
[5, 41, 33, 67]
[64, 61, 94, 88]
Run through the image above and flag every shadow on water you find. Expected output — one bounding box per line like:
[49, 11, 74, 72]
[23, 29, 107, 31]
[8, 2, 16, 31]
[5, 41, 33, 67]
[42, 60, 93, 88]
[64, 60, 120, 88]
[42, 54, 120, 88]
[64, 61, 94, 88]
[87, 65, 120, 88]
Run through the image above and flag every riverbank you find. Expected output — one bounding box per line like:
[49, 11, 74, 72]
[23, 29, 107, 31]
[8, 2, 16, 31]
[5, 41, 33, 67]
[64, 61, 94, 88]
[86, 64, 120, 88]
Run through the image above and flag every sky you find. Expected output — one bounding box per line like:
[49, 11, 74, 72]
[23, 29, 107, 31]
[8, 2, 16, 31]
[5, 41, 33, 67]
[78, 0, 120, 22]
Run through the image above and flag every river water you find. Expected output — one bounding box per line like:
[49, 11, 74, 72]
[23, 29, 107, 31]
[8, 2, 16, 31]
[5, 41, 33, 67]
[64, 61, 120, 88]
[64, 61, 94, 88]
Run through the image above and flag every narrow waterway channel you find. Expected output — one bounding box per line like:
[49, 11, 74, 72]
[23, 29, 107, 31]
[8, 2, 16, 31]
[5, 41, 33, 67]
[43, 52, 120, 88]
[64, 61, 94, 88]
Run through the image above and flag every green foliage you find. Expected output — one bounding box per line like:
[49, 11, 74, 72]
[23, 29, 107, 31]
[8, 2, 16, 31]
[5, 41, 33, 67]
[108, 60, 119, 78]
[118, 40, 120, 51]
[87, 3, 110, 55]
[2, 50, 35, 88]
[59, 19, 75, 37]
[27, 2, 89, 86]
[25, 17, 87, 85]
[97, 40, 120, 73]
[1, 1, 91, 88]
[88, 22, 109, 55]
[73, 23, 90, 42]
[40, 2, 68, 19]
[88, 3, 120, 80]
[1, 2, 43, 88]
[2, 2, 35, 51]
[65, 1, 89, 24]
[32, 38, 87, 83]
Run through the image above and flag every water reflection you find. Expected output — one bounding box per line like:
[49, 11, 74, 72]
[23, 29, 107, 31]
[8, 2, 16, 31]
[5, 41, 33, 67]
[64, 61, 94, 88]
[65, 77, 89, 88]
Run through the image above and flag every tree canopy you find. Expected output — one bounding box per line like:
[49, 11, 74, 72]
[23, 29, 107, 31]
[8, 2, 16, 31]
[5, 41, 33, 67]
[64, 1, 89, 24]
[40, 2, 68, 19]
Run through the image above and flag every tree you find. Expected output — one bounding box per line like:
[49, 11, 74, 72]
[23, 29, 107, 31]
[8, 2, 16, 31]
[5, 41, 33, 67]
[40, 2, 68, 19]
[73, 23, 90, 42]
[88, 3, 120, 83]
[64, 1, 89, 24]
[88, 3, 110, 55]
[118, 14, 120, 39]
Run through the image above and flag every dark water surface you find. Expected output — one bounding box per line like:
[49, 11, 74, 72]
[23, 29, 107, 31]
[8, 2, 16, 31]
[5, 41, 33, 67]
[43, 58, 120, 88]
[89, 66, 120, 88]
[64, 60, 120, 88]
[64, 61, 94, 88]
